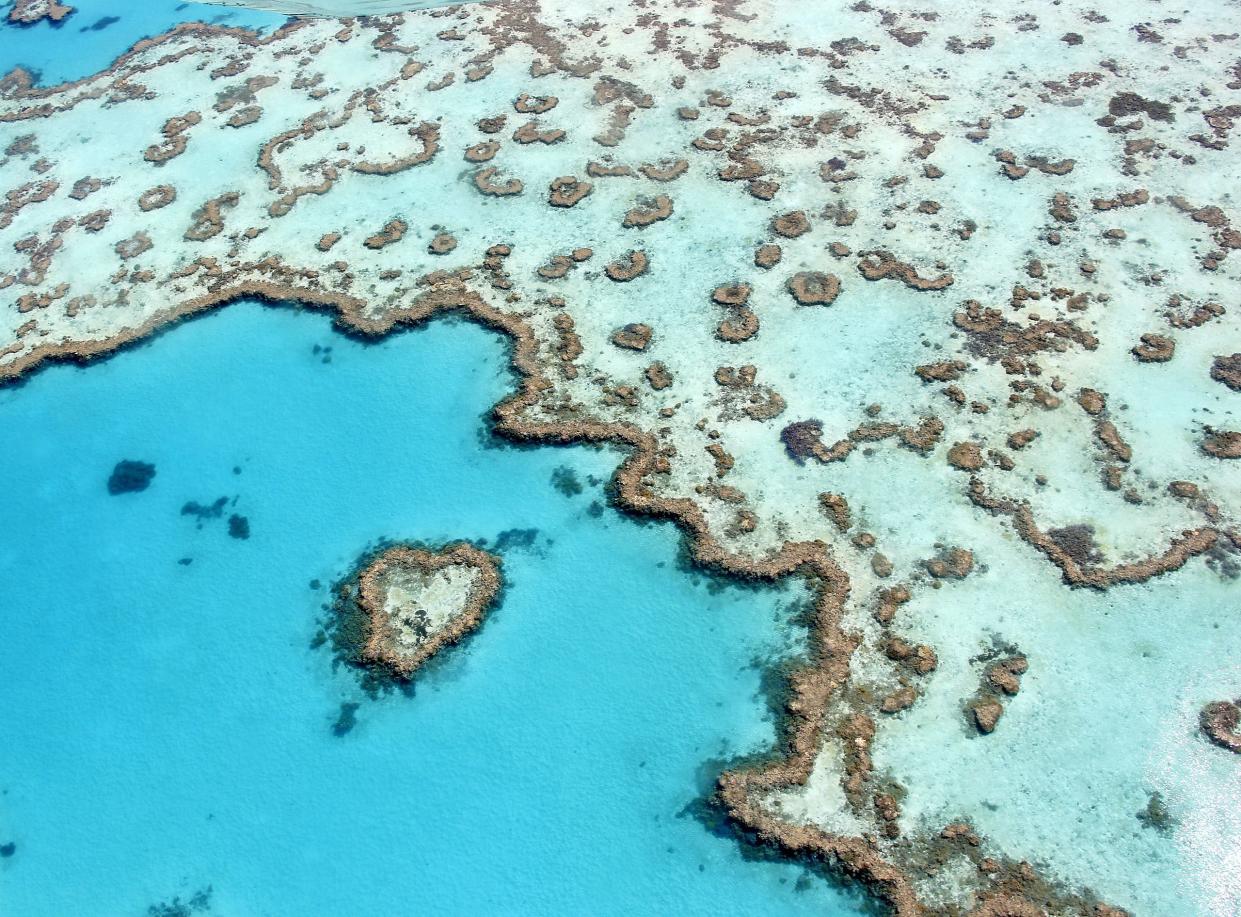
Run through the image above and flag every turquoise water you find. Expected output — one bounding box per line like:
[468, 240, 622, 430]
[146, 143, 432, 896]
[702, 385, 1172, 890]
[0, 302, 869, 915]
[0, 0, 284, 86]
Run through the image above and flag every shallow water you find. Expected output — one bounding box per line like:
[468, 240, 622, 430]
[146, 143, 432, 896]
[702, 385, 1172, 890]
[867, 540, 1241, 915]
[0, 302, 870, 915]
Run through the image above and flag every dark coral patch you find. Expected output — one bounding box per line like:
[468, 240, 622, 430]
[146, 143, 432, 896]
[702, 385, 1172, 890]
[228, 514, 251, 539]
[107, 460, 156, 495]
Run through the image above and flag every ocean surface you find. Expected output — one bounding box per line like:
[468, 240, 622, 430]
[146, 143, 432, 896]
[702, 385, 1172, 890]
[0, 302, 869, 915]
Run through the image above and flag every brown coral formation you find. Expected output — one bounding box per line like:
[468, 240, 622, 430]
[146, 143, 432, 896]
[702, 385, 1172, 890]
[512, 121, 565, 144]
[474, 167, 523, 197]
[948, 441, 984, 471]
[609, 323, 653, 352]
[514, 93, 557, 114]
[1200, 699, 1241, 753]
[225, 106, 262, 128]
[916, 360, 967, 383]
[363, 218, 407, 250]
[144, 112, 201, 165]
[970, 698, 1004, 734]
[924, 547, 974, 579]
[857, 251, 953, 290]
[645, 362, 672, 391]
[771, 210, 811, 238]
[339, 542, 502, 681]
[640, 159, 688, 182]
[137, 185, 177, 212]
[428, 232, 457, 255]
[549, 176, 592, 207]
[69, 177, 103, 200]
[465, 140, 499, 163]
[551, 312, 582, 376]
[587, 161, 633, 178]
[1094, 420, 1132, 463]
[7, 0, 74, 24]
[712, 283, 751, 306]
[819, 493, 851, 531]
[184, 192, 239, 242]
[1077, 388, 1106, 416]
[967, 653, 1028, 734]
[781, 420, 844, 464]
[1211, 353, 1241, 391]
[537, 256, 573, 280]
[987, 656, 1029, 697]
[1201, 429, 1241, 459]
[898, 417, 944, 453]
[1007, 429, 1039, 450]
[114, 232, 152, 260]
[1131, 333, 1175, 363]
[604, 250, 649, 282]
[786, 271, 841, 306]
[754, 243, 782, 268]
[968, 480, 1218, 588]
[710, 283, 760, 343]
[622, 194, 673, 228]
[716, 308, 760, 343]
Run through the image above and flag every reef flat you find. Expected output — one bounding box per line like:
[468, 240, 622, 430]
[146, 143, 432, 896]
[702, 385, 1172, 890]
[1, 0, 1238, 913]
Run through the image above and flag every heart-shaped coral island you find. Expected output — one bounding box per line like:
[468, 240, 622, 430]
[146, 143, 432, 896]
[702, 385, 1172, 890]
[330, 542, 502, 686]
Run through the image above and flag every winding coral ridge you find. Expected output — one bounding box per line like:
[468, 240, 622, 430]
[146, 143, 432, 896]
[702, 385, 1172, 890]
[2, 1, 1239, 913]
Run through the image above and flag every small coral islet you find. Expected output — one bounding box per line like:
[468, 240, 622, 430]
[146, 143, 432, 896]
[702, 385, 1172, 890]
[329, 541, 503, 685]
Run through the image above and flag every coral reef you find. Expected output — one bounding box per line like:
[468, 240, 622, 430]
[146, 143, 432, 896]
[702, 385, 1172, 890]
[2, 1, 1238, 912]
[333, 541, 502, 682]
[1200, 699, 1241, 753]
[7, 0, 73, 26]
[786, 271, 841, 306]
[1211, 353, 1241, 392]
